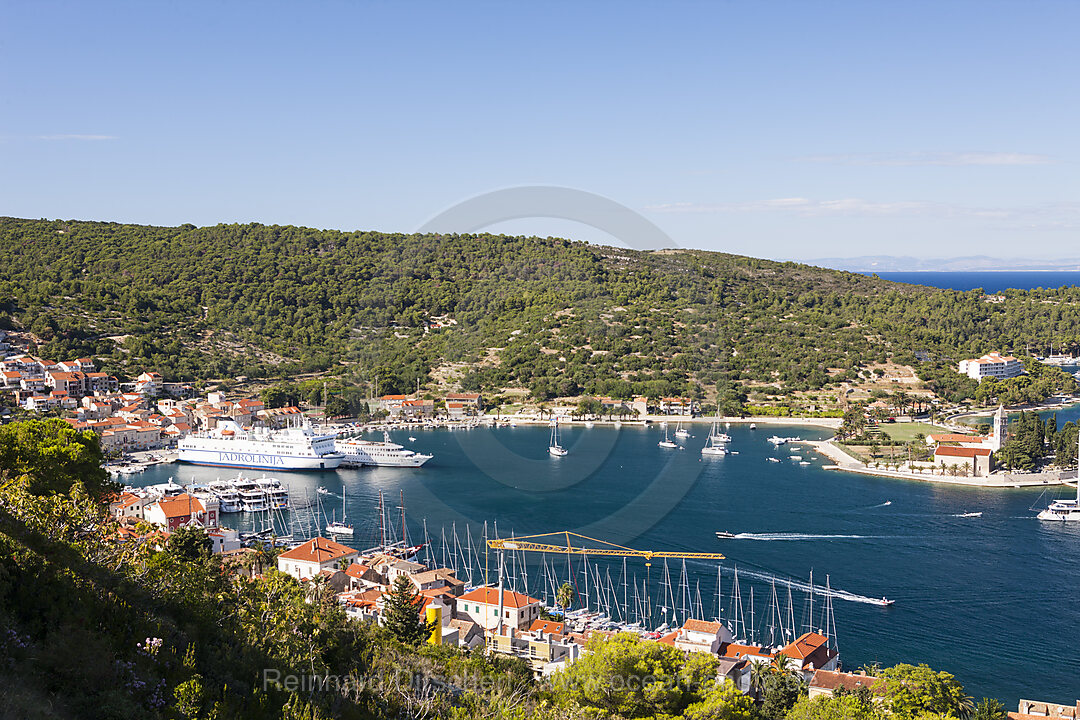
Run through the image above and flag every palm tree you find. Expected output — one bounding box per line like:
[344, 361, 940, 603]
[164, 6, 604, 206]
[749, 660, 772, 699]
[556, 581, 574, 612]
[305, 573, 332, 607]
[771, 652, 796, 677]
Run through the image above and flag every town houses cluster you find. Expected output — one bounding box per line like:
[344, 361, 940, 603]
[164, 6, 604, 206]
[269, 534, 845, 690]
[0, 353, 303, 453]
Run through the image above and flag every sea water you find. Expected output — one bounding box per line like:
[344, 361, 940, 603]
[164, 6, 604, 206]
[133, 424, 1080, 704]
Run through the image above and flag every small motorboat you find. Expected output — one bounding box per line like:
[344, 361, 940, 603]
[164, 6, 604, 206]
[879, 598, 895, 607]
[715, 531, 735, 539]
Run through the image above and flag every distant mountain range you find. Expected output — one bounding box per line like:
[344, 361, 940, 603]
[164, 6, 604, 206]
[806, 255, 1080, 273]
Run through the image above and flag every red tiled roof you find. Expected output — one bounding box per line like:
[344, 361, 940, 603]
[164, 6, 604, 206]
[345, 563, 371, 578]
[657, 630, 678, 646]
[529, 620, 565, 635]
[682, 619, 725, 635]
[935, 445, 992, 458]
[279, 537, 357, 563]
[809, 670, 885, 695]
[459, 587, 540, 609]
[721, 642, 772, 659]
[781, 632, 829, 660]
[446, 393, 480, 400]
[929, 433, 984, 443]
[154, 494, 205, 518]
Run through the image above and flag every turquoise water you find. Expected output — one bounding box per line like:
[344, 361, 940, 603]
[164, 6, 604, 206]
[869, 271, 1080, 293]
[133, 424, 1080, 705]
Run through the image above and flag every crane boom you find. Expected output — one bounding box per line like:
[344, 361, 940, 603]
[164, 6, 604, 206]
[486, 531, 724, 561]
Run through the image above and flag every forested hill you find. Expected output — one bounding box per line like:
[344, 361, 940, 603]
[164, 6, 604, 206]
[3, 216, 1080, 401]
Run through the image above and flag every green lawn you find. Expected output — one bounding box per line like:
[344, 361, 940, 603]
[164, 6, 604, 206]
[875, 421, 951, 442]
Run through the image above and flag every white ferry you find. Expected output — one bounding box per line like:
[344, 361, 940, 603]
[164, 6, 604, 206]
[178, 419, 343, 471]
[335, 432, 433, 468]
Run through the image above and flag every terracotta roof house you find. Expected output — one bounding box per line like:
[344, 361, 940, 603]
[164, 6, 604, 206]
[277, 537, 359, 581]
[809, 670, 886, 700]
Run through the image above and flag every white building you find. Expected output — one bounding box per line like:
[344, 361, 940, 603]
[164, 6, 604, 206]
[277, 537, 359, 581]
[672, 619, 734, 654]
[958, 352, 1023, 382]
[456, 587, 543, 632]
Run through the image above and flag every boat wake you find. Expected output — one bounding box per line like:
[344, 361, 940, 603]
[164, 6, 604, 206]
[952, 512, 982, 518]
[720, 564, 891, 606]
[731, 532, 873, 541]
[869, 500, 893, 509]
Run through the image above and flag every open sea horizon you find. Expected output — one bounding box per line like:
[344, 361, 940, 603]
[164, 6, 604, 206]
[867, 271, 1080, 293]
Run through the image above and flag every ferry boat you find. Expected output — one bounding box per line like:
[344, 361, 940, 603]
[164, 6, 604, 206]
[178, 418, 343, 471]
[335, 431, 433, 468]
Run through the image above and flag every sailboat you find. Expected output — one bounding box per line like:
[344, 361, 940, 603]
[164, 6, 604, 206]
[674, 419, 690, 439]
[548, 418, 568, 457]
[708, 413, 731, 443]
[326, 486, 354, 535]
[702, 415, 728, 456]
[658, 425, 678, 449]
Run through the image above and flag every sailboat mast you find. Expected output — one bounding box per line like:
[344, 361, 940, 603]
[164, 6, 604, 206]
[749, 587, 755, 644]
[378, 491, 385, 548]
[399, 489, 406, 547]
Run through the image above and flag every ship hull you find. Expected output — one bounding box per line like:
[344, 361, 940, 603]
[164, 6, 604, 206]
[338, 454, 431, 468]
[178, 447, 343, 471]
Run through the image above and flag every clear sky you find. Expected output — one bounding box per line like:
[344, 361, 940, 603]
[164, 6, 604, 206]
[2, 1, 1077, 260]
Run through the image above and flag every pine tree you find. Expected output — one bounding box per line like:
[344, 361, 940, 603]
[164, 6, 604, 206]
[382, 575, 435, 646]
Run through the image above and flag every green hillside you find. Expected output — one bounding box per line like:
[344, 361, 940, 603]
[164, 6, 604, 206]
[3, 217, 1080, 404]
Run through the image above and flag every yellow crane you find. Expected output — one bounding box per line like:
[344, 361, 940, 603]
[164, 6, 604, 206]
[486, 531, 725, 561]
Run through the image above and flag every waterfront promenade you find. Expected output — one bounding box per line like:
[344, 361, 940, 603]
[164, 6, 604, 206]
[812, 440, 1072, 488]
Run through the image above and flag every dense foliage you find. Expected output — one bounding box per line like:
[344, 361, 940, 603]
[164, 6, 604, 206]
[5, 217, 1080, 404]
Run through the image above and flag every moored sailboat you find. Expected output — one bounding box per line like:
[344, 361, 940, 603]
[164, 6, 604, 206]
[548, 418, 568, 456]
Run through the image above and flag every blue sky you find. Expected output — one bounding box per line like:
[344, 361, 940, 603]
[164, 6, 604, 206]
[2, 1, 1077, 260]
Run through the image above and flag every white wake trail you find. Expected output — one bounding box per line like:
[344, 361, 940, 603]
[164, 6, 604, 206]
[732, 532, 873, 541]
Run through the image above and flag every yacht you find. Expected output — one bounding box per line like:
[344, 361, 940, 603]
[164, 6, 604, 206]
[145, 481, 185, 499]
[658, 426, 678, 449]
[207, 479, 242, 513]
[549, 419, 568, 457]
[255, 476, 289, 510]
[335, 431, 433, 467]
[179, 417, 343, 471]
[1038, 484, 1080, 522]
[232, 476, 269, 512]
[768, 435, 788, 446]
